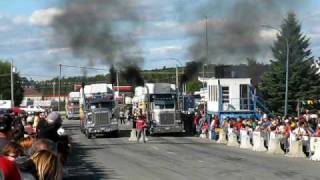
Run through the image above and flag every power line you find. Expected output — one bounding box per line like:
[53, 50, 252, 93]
[60, 64, 108, 71]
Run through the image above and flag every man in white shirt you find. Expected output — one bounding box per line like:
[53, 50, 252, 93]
[292, 122, 306, 139]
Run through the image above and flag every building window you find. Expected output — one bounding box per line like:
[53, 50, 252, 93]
[240, 84, 249, 109]
[209, 85, 218, 101]
[222, 86, 229, 103]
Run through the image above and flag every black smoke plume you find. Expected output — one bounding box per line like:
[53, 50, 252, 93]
[52, 0, 144, 69]
[185, 0, 304, 65]
[121, 66, 144, 86]
[180, 61, 203, 85]
[109, 65, 117, 85]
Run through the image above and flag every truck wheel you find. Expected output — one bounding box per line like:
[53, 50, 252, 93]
[146, 129, 152, 136]
[112, 130, 119, 138]
[87, 133, 92, 139]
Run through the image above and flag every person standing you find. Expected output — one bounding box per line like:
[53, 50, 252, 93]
[0, 114, 12, 150]
[119, 111, 125, 124]
[136, 115, 147, 143]
[0, 155, 21, 180]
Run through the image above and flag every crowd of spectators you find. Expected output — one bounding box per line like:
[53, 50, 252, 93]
[0, 110, 71, 180]
[195, 111, 320, 154]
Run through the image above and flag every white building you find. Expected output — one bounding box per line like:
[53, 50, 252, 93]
[205, 78, 252, 112]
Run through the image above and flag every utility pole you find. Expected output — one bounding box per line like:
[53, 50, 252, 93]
[202, 16, 209, 87]
[205, 16, 209, 77]
[261, 25, 289, 117]
[284, 38, 289, 117]
[116, 70, 120, 99]
[176, 65, 179, 93]
[53, 81, 56, 97]
[58, 64, 61, 111]
[10, 59, 14, 107]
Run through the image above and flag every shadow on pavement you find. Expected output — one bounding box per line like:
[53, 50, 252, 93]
[63, 130, 119, 179]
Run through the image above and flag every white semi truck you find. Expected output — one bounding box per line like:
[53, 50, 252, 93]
[66, 92, 80, 119]
[132, 83, 184, 134]
[79, 83, 119, 138]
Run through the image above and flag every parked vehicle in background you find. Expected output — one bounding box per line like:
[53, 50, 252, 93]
[0, 100, 12, 109]
[21, 105, 45, 113]
[79, 83, 119, 139]
[132, 83, 184, 134]
[66, 92, 80, 120]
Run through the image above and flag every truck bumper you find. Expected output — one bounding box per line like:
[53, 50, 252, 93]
[150, 125, 184, 134]
[67, 113, 80, 119]
[87, 124, 118, 134]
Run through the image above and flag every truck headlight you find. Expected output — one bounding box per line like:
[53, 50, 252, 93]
[87, 114, 93, 124]
[111, 118, 118, 125]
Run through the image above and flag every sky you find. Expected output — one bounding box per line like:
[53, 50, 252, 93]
[0, 0, 320, 80]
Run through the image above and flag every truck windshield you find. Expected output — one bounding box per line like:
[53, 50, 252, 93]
[154, 100, 175, 109]
[69, 102, 79, 106]
[90, 102, 113, 109]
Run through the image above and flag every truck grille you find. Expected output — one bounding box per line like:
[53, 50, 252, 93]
[71, 108, 79, 114]
[159, 112, 175, 125]
[94, 111, 109, 126]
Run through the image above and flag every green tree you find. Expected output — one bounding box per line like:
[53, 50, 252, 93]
[0, 61, 24, 106]
[186, 80, 202, 93]
[259, 12, 320, 115]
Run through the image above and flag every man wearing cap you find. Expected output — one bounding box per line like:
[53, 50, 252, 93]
[0, 114, 13, 150]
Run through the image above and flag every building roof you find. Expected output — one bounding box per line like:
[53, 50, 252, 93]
[23, 88, 42, 97]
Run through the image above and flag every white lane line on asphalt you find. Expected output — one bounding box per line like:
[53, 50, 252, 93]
[152, 146, 159, 150]
[167, 151, 176, 155]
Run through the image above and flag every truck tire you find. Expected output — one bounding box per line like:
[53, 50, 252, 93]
[112, 130, 119, 138]
[87, 133, 92, 139]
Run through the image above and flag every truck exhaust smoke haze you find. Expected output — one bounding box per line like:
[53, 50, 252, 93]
[52, 0, 144, 78]
[186, 0, 305, 64]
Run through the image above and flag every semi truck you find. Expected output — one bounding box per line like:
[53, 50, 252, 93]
[79, 83, 119, 138]
[66, 92, 80, 119]
[132, 83, 184, 134]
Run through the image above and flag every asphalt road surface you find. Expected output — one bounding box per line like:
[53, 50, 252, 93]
[62, 119, 320, 180]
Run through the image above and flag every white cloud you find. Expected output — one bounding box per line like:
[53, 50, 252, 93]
[149, 46, 182, 54]
[47, 47, 71, 55]
[29, 8, 63, 26]
[13, 16, 29, 25]
[0, 25, 10, 32]
[259, 29, 277, 41]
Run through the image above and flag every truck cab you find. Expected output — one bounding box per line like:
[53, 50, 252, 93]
[133, 83, 184, 134]
[66, 92, 80, 120]
[80, 84, 119, 139]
